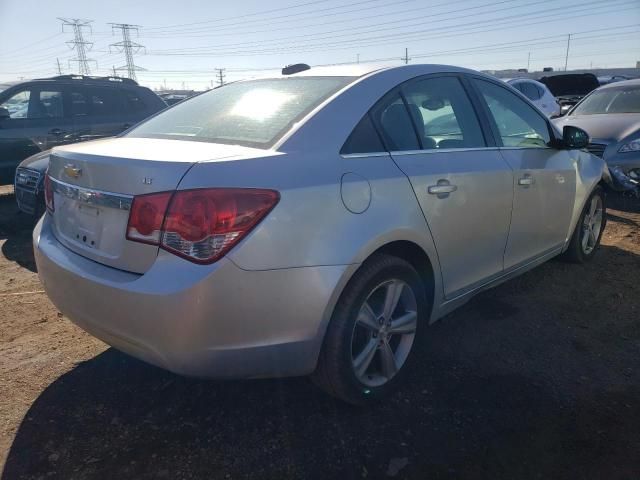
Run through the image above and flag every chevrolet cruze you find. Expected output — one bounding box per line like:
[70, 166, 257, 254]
[34, 64, 607, 404]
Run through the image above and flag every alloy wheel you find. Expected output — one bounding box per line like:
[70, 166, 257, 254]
[581, 195, 604, 255]
[350, 279, 418, 387]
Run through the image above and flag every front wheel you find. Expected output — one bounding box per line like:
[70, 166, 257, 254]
[312, 254, 428, 405]
[562, 186, 606, 263]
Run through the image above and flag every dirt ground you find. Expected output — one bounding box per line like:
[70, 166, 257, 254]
[0, 185, 639, 480]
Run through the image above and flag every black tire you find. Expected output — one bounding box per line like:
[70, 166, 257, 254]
[312, 253, 429, 405]
[562, 186, 606, 263]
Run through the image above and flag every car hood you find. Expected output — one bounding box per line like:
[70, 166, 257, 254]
[540, 74, 600, 97]
[18, 149, 52, 172]
[553, 113, 640, 142]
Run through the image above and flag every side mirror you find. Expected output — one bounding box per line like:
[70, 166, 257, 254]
[563, 125, 589, 149]
[0, 107, 10, 119]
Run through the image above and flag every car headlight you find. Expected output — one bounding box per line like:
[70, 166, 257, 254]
[619, 139, 640, 152]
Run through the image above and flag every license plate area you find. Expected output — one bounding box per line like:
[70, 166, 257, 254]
[50, 178, 134, 262]
[57, 198, 104, 250]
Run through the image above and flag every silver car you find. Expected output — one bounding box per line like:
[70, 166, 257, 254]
[34, 64, 607, 405]
[506, 78, 561, 117]
[554, 78, 640, 184]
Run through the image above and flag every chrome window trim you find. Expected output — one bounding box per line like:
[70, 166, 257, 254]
[50, 177, 133, 211]
[497, 146, 553, 151]
[340, 152, 390, 159]
[388, 147, 502, 156]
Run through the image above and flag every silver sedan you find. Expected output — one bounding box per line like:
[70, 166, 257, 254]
[34, 64, 607, 404]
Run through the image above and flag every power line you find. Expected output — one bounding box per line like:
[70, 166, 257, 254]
[145, 0, 625, 56]
[109, 23, 146, 80]
[58, 18, 96, 75]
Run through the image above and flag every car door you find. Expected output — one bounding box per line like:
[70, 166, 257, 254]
[372, 74, 514, 299]
[471, 77, 576, 270]
[0, 85, 68, 183]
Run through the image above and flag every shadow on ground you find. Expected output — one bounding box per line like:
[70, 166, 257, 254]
[0, 194, 38, 273]
[3, 243, 640, 479]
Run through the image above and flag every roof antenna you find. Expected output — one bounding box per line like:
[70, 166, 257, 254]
[282, 63, 310, 75]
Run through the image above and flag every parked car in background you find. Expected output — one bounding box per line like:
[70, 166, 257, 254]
[506, 78, 560, 117]
[597, 75, 631, 86]
[540, 73, 600, 115]
[554, 78, 640, 189]
[35, 64, 607, 405]
[2, 75, 167, 214]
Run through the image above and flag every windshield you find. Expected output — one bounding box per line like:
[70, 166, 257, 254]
[127, 76, 355, 148]
[571, 86, 640, 115]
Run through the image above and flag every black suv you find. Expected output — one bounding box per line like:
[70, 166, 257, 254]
[0, 75, 166, 213]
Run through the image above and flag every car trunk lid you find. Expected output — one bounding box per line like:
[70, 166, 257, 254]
[47, 137, 265, 273]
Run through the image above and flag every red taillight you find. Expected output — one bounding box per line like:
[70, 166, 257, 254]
[126, 192, 172, 245]
[126, 188, 279, 264]
[44, 174, 54, 213]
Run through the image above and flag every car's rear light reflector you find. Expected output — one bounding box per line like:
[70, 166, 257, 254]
[126, 192, 172, 245]
[44, 173, 54, 213]
[126, 188, 279, 264]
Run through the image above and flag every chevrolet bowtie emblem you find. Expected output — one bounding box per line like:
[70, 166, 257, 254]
[64, 164, 82, 179]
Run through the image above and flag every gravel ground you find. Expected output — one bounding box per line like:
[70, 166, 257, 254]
[0, 188, 639, 480]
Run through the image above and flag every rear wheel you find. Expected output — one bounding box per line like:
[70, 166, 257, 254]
[312, 254, 428, 405]
[562, 186, 606, 263]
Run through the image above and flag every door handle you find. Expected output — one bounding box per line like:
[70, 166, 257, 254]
[518, 176, 535, 186]
[122, 123, 131, 129]
[428, 181, 458, 195]
[48, 128, 65, 135]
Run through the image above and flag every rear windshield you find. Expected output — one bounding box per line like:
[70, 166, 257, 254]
[127, 76, 355, 148]
[571, 86, 640, 115]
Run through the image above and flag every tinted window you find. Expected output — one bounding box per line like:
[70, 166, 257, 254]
[128, 77, 355, 148]
[0, 89, 30, 119]
[475, 79, 550, 148]
[371, 93, 420, 151]
[87, 87, 122, 116]
[341, 114, 385, 154]
[31, 90, 64, 119]
[123, 90, 147, 113]
[69, 90, 89, 116]
[402, 76, 485, 149]
[519, 82, 542, 101]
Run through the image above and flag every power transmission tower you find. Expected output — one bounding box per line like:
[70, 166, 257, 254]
[109, 23, 146, 81]
[58, 18, 96, 75]
[402, 48, 411, 65]
[215, 68, 226, 87]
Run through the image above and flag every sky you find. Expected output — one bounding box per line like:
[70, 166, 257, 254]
[1, 0, 639, 89]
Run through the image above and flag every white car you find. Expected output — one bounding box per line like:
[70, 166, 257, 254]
[506, 78, 561, 117]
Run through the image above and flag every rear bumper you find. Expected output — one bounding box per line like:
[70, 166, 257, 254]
[34, 215, 351, 378]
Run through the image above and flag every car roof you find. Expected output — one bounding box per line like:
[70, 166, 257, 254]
[14, 75, 141, 88]
[255, 63, 485, 81]
[597, 78, 640, 90]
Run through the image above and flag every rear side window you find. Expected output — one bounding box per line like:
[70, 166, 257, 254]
[371, 93, 420, 151]
[69, 90, 89, 116]
[474, 79, 550, 148]
[128, 77, 355, 149]
[401, 76, 485, 149]
[519, 82, 542, 101]
[86, 87, 122, 116]
[341, 114, 385, 154]
[123, 90, 147, 113]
